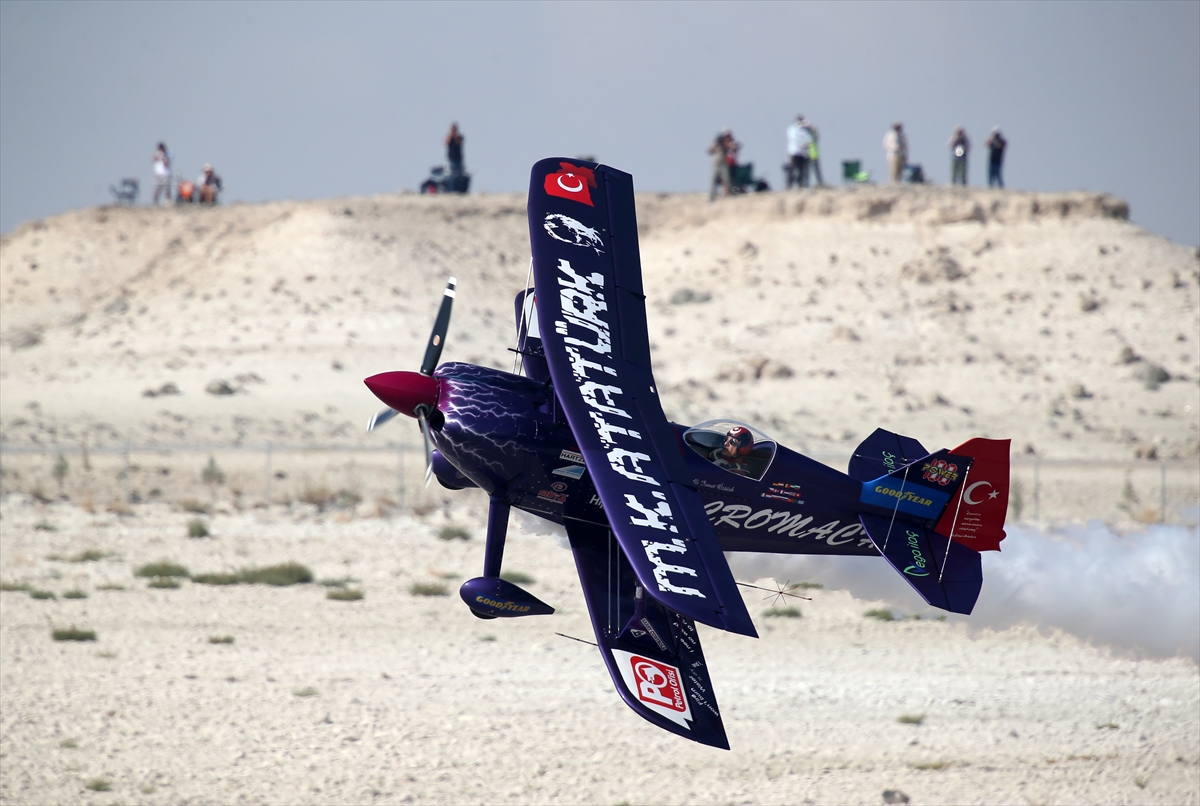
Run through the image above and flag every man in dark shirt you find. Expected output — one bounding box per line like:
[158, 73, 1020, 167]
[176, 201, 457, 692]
[986, 127, 1007, 188]
[446, 123, 464, 178]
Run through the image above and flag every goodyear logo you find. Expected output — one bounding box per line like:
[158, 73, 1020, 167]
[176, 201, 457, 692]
[873, 485, 933, 508]
[474, 595, 532, 613]
[859, 480, 949, 519]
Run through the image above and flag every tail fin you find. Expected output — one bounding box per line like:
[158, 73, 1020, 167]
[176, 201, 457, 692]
[934, 438, 1010, 552]
[854, 436, 1010, 614]
[858, 447, 974, 522]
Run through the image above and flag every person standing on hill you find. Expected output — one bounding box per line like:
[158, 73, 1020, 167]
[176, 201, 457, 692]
[152, 142, 172, 205]
[785, 115, 811, 189]
[949, 126, 969, 186]
[446, 123, 465, 180]
[884, 122, 908, 184]
[985, 127, 1007, 188]
[197, 164, 222, 204]
[804, 118, 824, 187]
[708, 129, 735, 200]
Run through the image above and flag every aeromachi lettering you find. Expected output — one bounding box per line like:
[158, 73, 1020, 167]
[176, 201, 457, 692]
[703, 500, 870, 547]
[552, 257, 701, 598]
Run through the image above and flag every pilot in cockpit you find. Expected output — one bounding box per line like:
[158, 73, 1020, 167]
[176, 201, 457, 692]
[709, 426, 755, 476]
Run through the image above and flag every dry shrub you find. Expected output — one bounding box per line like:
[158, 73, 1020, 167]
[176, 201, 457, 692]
[192, 572, 240, 586]
[192, 563, 312, 586]
[299, 485, 334, 509]
[135, 562, 189, 578]
[410, 581, 449, 597]
[438, 525, 471, 541]
[107, 500, 133, 516]
[763, 606, 801, 618]
[239, 563, 312, 586]
[180, 498, 209, 514]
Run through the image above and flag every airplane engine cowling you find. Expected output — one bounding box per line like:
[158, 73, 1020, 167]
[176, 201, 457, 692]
[431, 450, 477, 490]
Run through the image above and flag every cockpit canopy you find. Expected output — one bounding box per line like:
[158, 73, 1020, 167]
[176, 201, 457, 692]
[683, 419, 777, 481]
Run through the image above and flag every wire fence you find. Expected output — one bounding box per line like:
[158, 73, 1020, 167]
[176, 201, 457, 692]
[0, 442, 1196, 526]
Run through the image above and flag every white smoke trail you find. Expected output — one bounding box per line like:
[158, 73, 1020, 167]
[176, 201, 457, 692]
[727, 519, 1199, 661]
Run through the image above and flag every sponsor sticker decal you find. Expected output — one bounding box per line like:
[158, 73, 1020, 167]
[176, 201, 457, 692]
[550, 481, 568, 493]
[544, 162, 597, 206]
[902, 529, 930, 576]
[559, 449, 585, 464]
[860, 480, 950, 519]
[921, 458, 959, 486]
[552, 464, 585, 480]
[536, 489, 567, 504]
[703, 500, 869, 546]
[762, 481, 803, 504]
[612, 649, 693, 729]
[474, 595, 532, 613]
[544, 214, 605, 254]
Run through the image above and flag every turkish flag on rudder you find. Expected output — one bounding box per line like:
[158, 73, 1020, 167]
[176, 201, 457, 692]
[544, 162, 597, 206]
[934, 438, 1011, 552]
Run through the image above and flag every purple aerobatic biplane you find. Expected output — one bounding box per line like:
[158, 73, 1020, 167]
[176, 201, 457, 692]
[364, 158, 1011, 749]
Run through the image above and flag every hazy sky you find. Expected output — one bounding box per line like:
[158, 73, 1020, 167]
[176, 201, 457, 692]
[2, 1, 1198, 244]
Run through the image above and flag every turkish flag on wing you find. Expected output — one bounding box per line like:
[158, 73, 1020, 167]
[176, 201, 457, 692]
[934, 438, 1011, 552]
[544, 162, 597, 206]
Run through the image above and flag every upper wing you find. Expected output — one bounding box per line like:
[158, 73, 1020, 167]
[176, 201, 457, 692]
[528, 158, 755, 638]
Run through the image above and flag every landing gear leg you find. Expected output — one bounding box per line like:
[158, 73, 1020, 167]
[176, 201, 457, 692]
[483, 496, 510, 579]
[461, 496, 554, 620]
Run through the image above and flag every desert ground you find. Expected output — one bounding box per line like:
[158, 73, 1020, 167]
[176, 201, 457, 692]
[1, 184, 1197, 805]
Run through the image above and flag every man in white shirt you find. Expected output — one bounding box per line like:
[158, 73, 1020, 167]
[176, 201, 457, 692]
[152, 143, 172, 205]
[884, 122, 908, 184]
[785, 115, 812, 189]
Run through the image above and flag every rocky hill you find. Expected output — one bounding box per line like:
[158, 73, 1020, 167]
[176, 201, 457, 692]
[1, 185, 1196, 464]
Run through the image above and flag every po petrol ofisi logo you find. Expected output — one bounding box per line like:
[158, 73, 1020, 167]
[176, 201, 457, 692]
[903, 529, 931, 577]
[611, 649, 694, 729]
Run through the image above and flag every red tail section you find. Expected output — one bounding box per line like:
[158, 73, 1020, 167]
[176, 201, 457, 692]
[933, 438, 1010, 552]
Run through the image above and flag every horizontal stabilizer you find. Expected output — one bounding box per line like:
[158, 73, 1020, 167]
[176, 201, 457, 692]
[859, 514, 982, 614]
[848, 428, 929, 482]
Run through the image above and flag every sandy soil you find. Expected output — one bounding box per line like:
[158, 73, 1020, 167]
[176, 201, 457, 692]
[1, 496, 1197, 806]
[1, 185, 1198, 804]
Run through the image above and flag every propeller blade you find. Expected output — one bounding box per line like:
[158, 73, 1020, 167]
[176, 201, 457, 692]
[420, 277, 457, 376]
[367, 407, 399, 432]
[417, 406, 434, 487]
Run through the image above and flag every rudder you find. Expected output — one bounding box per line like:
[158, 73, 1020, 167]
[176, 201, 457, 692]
[934, 438, 1010, 552]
